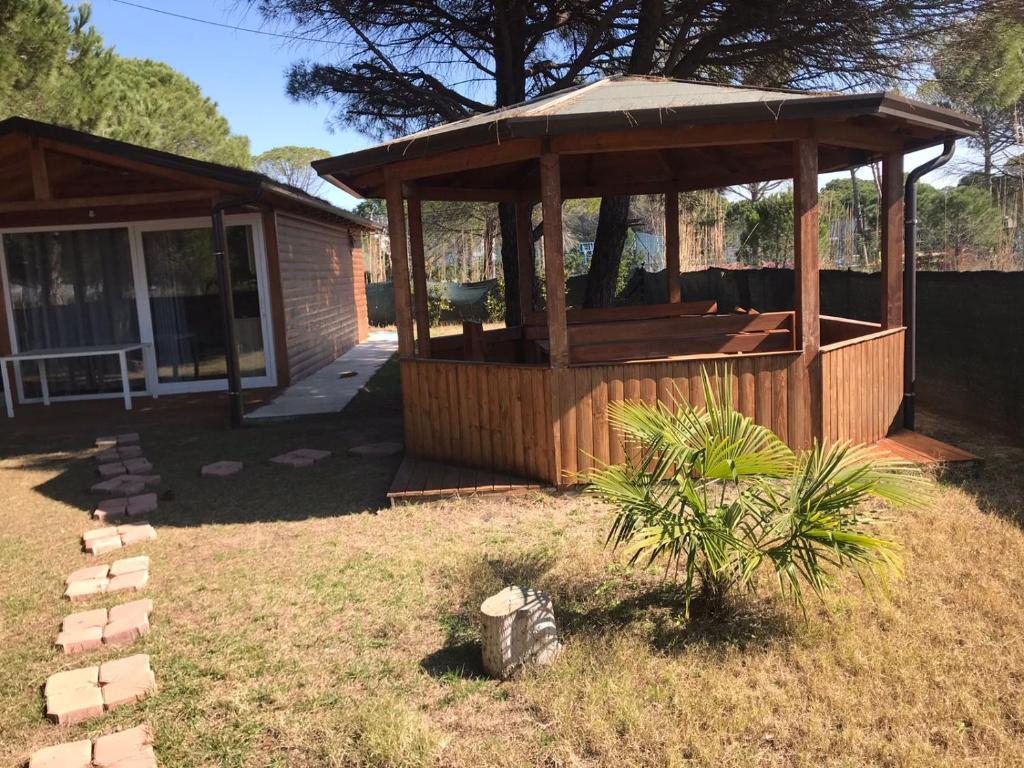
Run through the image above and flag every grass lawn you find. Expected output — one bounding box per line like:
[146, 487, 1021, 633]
[2, 358, 1023, 767]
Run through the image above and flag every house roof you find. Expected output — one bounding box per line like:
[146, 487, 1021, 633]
[315, 75, 980, 198]
[0, 116, 378, 229]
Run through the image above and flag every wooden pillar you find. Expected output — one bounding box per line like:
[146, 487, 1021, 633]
[539, 153, 568, 367]
[664, 191, 681, 303]
[515, 202, 535, 320]
[792, 138, 820, 449]
[880, 151, 905, 329]
[407, 192, 431, 357]
[384, 177, 415, 358]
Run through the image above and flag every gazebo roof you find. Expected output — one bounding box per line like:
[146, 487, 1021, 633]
[316, 75, 980, 200]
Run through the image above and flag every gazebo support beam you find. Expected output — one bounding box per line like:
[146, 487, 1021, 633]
[540, 153, 568, 367]
[880, 151, 904, 329]
[665, 191, 681, 303]
[515, 202, 535, 319]
[384, 177, 415, 358]
[792, 138, 821, 449]
[407, 192, 431, 357]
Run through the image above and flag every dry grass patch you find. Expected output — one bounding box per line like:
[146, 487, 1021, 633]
[1, 365, 1023, 767]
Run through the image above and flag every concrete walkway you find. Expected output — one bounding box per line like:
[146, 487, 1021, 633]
[245, 331, 398, 420]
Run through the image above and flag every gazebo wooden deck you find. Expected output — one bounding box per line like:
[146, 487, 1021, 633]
[316, 76, 980, 490]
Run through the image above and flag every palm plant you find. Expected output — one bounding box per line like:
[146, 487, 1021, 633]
[586, 366, 930, 617]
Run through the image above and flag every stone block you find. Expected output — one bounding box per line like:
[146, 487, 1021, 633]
[106, 570, 148, 595]
[126, 493, 157, 516]
[201, 460, 243, 477]
[28, 739, 93, 768]
[92, 725, 156, 768]
[109, 556, 149, 577]
[56, 625, 104, 654]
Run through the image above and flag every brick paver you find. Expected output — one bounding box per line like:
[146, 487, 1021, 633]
[94, 493, 158, 523]
[270, 448, 332, 467]
[92, 725, 156, 767]
[92, 474, 160, 496]
[95, 445, 144, 462]
[95, 433, 139, 448]
[29, 726, 155, 768]
[83, 524, 156, 555]
[27, 739, 93, 768]
[43, 655, 155, 724]
[201, 460, 243, 477]
[64, 557, 150, 602]
[56, 599, 153, 654]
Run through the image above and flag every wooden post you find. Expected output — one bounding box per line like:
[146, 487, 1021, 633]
[515, 202, 535, 320]
[384, 177, 415, 358]
[480, 586, 561, 679]
[664, 191, 681, 303]
[407, 192, 431, 357]
[792, 139, 820, 449]
[539, 153, 568, 368]
[880, 151, 904, 329]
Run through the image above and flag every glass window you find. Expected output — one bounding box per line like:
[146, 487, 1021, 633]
[142, 224, 267, 383]
[2, 228, 144, 397]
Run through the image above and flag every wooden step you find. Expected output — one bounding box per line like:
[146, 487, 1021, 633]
[387, 457, 547, 504]
[873, 429, 981, 465]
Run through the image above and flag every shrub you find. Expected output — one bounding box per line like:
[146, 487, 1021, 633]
[585, 366, 928, 617]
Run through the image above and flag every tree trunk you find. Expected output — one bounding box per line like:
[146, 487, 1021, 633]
[583, 195, 631, 308]
[849, 169, 868, 267]
[480, 586, 560, 679]
[498, 201, 521, 324]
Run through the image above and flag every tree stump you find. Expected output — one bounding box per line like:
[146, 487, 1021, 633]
[480, 586, 560, 679]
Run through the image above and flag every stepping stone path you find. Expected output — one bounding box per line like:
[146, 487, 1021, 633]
[97, 457, 155, 479]
[95, 433, 140, 449]
[349, 441, 403, 458]
[83, 523, 156, 555]
[29, 725, 156, 768]
[94, 493, 158, 523]
[44, 654, 156, 724]
[92, 474, 161, 496]
[56, 599, 153, 654]
[270, 448, 331, 468]
[201, 460, 243, 477]
[32, 432, 165, 763]
[95, 444, 144, 462]
[64, 557, 150, 602]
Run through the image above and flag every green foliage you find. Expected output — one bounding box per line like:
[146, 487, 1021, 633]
[97, 58, 251, 168]
[254, 145, 330, 192]
[485, 276, 506, 323]
[0, 1, 251, 168]
[917, 184, 1004, 255]
[0, 0, 113, 130]
[726, 192, 795, 265]
[425, 284, 452, 325]
[586, 367, 927, 617]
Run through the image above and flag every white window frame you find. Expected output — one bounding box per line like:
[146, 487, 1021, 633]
[0, 214, 278, 403]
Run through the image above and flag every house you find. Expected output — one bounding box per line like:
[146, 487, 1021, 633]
[0, 117, 375, 417]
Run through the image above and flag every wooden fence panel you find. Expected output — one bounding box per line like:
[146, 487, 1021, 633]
[554, 352, 801, 483]
[820, 329, 904, 445]
[400, 360, 555, 483]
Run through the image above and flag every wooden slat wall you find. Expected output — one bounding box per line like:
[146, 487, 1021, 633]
[275, 213, 368, 382]
[400, 359, 555, 483]
[552, 352, 802, 483]
[820, 329, 904, 445]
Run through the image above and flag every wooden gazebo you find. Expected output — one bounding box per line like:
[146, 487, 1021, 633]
[315, 76, 979, 489]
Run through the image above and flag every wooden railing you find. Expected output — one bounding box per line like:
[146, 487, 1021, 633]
[819, 328, 904, 444]
[401, 358, 555, 482]
[552, 351, 803, 482]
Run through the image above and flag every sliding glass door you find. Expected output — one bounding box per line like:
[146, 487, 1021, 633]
[0, 214, 276, 402]
[139, 222, 269, 387]
[0, 227, 145, 398]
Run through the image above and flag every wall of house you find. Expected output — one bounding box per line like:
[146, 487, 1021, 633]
[273, 212, 369, 383]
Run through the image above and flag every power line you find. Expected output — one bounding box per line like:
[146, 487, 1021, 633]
[107, 0, 343, 46]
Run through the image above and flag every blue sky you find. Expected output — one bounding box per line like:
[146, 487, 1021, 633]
[91, 0, 963, 209]
[92, 0, 368, 207]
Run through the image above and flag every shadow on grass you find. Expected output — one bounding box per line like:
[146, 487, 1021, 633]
[3, 358, 406, 526]
[424, 548, 795, 679]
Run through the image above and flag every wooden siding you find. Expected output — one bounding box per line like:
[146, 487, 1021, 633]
[400, 359, 556, 484]
[553, 352, 802, 482]
[820, 328, 904, 445]
[275, 213, 368, 382]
